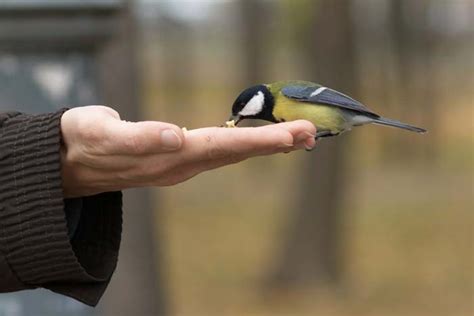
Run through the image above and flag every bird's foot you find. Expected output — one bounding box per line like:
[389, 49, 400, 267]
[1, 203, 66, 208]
[314, 131, 339, 140]
[303, 131, 338, 151]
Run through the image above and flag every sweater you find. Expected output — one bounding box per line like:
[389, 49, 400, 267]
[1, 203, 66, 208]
[0, 110, 123, 306]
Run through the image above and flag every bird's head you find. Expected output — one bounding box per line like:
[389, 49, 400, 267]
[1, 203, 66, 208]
[229, 84, 276, 125]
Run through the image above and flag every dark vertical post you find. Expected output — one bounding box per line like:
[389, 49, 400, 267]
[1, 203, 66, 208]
[239, 0, 267, 85]
[390, 0, 438, 161]
[158, 14, 195, 125]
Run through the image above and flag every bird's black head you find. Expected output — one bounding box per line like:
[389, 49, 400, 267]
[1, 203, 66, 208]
[230, 84, 276, 125]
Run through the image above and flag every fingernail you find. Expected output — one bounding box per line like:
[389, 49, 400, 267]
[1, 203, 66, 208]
[304, 137, 316, 150]
[161, 129, 182, 150]
[294, 131, 316, 143]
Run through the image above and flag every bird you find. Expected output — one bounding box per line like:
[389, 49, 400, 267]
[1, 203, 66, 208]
[228, 80, 426, 139]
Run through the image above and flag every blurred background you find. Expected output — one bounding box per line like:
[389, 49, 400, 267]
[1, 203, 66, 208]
[0, 0, 472, 315]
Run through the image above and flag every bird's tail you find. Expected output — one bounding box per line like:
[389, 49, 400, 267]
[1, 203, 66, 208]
[372, 117, 427, 133]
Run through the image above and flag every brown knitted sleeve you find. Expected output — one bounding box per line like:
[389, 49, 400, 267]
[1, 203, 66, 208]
[0, 110, 123, 306]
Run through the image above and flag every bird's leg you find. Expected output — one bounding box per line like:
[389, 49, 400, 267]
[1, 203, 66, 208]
[315, 131, 338, 140]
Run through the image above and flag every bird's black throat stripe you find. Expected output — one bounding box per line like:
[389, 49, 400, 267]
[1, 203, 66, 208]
[260, 85, 277, 123]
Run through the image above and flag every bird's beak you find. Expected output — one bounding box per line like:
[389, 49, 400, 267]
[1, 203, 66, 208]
[229, 115, 242, 125]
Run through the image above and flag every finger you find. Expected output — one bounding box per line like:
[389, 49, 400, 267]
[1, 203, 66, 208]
[84, 120, 316, 182]
[80, 120, 315, 183]
[151, 136, 299, 186]
[103, 119, 185, 155]
[176, 120, 316, 163]
[84, 121, 316, 188]
[150, 154, 248, 186]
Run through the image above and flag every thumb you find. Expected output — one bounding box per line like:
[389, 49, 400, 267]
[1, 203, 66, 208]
[104, 118, 185, 155]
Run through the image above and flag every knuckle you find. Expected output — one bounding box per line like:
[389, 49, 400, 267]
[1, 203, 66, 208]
[80, 125, 103, 144]
[99, 106, 120, 119]
[85, 105, 120, 119]
[78, 125, 106, 156]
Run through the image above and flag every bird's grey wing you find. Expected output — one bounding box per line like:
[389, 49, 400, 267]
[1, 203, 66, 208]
[281, 85, 378, 117]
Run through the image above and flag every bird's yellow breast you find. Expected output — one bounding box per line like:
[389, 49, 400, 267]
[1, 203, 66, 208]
[273, 92, 347, 133]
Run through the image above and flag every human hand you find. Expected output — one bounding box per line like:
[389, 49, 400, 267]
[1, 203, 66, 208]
[60, 106, 316, 198]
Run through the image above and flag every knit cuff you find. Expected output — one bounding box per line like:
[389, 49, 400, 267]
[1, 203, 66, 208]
[0, 111, 122, 306]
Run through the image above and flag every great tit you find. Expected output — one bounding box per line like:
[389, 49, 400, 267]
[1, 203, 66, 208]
[229, 80, 426, 139]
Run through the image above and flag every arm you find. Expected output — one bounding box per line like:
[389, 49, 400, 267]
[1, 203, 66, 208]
[0, 110, 122, 306]
[0, 106, 316, 306]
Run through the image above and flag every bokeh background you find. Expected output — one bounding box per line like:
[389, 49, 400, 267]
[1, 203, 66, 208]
[0, 0, 472, 316]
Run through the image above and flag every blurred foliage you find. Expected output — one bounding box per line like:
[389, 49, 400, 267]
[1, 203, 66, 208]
[278, 0, 314, 46]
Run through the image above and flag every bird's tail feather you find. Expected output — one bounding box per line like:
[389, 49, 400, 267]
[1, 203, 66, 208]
[372, 117, 426, 133]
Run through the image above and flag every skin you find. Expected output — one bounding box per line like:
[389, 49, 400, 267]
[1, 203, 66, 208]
[60, 106, 317, 198]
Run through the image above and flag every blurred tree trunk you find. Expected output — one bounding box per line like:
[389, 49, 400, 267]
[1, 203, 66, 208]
[159, 15, 195, 126]
[239, 0, 267, 85]
[97, 4, 168, 316]
[390, 0, 438, 161]
[269, 0, 356, 287]
[389, 0, 417, 158]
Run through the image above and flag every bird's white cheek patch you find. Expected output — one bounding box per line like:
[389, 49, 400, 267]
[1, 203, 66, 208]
[239, 91, 265, 116]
